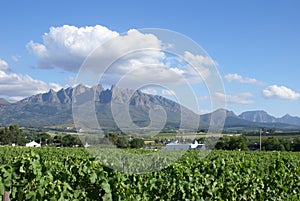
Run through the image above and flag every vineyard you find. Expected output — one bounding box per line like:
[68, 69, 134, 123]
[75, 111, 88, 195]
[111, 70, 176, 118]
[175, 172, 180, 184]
[0, 147, 300, 200]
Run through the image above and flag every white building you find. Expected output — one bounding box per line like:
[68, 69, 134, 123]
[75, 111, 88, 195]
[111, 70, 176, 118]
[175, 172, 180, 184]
[25, 141, 41, 147]
[161, 140, 205, 150]
[189, 140, 206, 150]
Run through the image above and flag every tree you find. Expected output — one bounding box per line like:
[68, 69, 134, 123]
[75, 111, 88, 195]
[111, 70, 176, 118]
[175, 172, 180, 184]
[215, 136, 248, 150]
[117, 136, 130, 148]
[130, 138, 144, 149]
[0, 125, 25, 145]
[292, 137, 300, 151]
[10, 125, 23, 144]
[229, 136, 248, 150]
[262, 137, 285, 151]
[53, 135, 63, 144]
[105, 133, 119, 145]
[36, 132, 52, 145]
[280, 139, 292, 151]
[215, 138, 227, 150]
[62, 135, 82, 147]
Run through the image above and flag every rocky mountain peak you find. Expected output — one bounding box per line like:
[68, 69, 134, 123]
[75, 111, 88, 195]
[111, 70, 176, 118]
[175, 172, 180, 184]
[239, 110, 277, 123]
[213, 108, 237, 117]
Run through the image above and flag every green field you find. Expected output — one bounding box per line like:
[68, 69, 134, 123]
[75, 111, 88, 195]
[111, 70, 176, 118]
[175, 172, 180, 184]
[0, 147, 300, 200]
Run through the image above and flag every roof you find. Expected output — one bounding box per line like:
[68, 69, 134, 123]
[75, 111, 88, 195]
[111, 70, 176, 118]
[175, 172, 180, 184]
[161, 140, 206, 150]
[25, 141, 41, 147]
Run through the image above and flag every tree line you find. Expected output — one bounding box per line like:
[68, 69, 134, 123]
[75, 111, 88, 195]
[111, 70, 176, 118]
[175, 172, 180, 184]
[0, 125, 82, 147]
[105, 133, 144, 149]
[0, 125, 144, 148]
[214, 136, 300, 151]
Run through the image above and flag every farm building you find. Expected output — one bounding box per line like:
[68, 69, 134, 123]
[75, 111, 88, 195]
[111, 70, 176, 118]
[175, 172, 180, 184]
[161, 140, 206, 150]
[25, 141, 41, 147]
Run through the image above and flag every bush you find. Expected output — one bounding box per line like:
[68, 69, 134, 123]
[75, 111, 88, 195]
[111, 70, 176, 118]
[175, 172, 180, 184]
[130, 138, 144, 148]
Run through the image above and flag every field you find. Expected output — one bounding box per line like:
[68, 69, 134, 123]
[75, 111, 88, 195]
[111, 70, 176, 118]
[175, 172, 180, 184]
[0, 147, 300, 200]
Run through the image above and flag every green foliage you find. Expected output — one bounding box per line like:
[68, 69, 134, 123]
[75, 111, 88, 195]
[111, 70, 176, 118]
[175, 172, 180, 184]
[130, 138, 144, 149]
[215, 136, 248, 150]
[116, 136, 130, 148]
[262, 137, 285, 151]
[292, 137, 300, 151]
[105, 133, 119, 145]
[0, 125, 25, 145]
[105, 133, 144, 149]
[0, 148, 299, 200]
[36, 132, 53, 145]
[61, 135, 82, 147]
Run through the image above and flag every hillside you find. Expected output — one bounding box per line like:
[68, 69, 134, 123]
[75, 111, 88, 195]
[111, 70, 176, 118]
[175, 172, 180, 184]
[0, 85, 201, 130]
[239, 110, 300, 127]
[1, 85, 300, 131]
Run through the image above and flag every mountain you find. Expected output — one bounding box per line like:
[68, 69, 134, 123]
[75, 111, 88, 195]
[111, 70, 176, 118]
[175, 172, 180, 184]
[200, 108, 249, 130]
[278, 114, 300, 126]
[199, 109, 300, 131]
[239, 110, 300, 127]
[200, 109, 258, 128]
[0, 98, 10, 105]
[0, 85, 201, 130]
[1, 86, 300, 131]
[239, 111, 277, 123]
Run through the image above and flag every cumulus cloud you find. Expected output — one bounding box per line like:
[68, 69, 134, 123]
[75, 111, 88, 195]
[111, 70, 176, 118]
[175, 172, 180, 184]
[183, 51, 216, 67]
[27, 25, 214, 88]
[27, 25, 119, 71]
[181, 51, 212, 82]
[0, 59, 10, 71]
[262, 85, 300, 100]
[202, 92, 254, 105]
[0, 69, 62, 102]
[224, 73, 264, 85]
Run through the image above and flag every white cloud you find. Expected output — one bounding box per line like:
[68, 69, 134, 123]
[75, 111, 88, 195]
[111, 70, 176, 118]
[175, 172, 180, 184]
[262, 85, 300, 100]
[183, 51, 216, 66]
[0, 70, 63, 102]
[65, 76, 76, 87]
[162, 89, 176, 96]
[224, 73, 264, 85]
[27, 25, 214, 88]
[140, 88, 176, 97]
[0, 59, 9, 71]
[202, 92, 254, 105]
[27, 25, 119, 71]
[182, 51, 212, 81]
[141, 87, 158, 95]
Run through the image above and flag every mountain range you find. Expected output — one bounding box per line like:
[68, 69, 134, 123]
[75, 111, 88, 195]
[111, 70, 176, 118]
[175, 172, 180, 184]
[0, 85, 200, 131]
[239, 110, 300, 126]
[1, 85, 300, 131]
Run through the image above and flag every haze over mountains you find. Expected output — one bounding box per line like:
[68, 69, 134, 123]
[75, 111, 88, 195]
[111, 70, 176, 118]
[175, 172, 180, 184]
[0, 85, 300, 131]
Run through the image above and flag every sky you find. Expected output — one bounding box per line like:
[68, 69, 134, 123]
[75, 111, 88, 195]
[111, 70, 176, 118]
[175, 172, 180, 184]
[0, 0, 299, 117]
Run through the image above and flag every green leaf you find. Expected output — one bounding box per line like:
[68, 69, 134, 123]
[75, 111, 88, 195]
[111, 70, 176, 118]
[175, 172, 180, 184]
[90, 171, 97, 184]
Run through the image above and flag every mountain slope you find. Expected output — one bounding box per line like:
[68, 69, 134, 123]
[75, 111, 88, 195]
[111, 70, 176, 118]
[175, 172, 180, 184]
[239, 111, 277, 123]
[1, 86, 300, 131]
[200, 109, 257, 128]
[0, 85, 201, 130]
[278, 114, 300, 126]
[239, 110, 300, 127]
[200, 109, 300, 130]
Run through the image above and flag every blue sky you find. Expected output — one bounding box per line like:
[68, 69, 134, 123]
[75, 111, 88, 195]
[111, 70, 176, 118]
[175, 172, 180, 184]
[0, 0, 299, 117]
